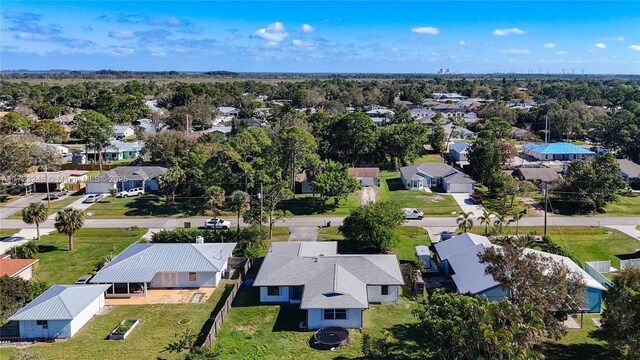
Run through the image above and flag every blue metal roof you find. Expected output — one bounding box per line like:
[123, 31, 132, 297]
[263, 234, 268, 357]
[449, 142, 470, 153]
[523, 142, 595, 155]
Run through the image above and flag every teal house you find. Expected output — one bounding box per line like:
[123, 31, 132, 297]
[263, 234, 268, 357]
[87, 140, 143, 162]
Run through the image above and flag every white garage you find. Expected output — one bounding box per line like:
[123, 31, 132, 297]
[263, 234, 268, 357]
[85, 182, 116, 194]
[442, 172, 475, 193]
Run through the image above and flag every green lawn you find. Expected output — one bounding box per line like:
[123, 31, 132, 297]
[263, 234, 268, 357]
[539, 314, 611, 360]
[257, 227, 291, 256]
[318, 226, 431, 264]
[601, 191, 640, 216]
[0, 280, 235, 360]
[0, 228, 18, 240]
[378, 170, 462, 217]
[87, 193, 192, 218]
[472, 226, 640, 269]
[280, 191, 362, 216]
[412, 153, 444, 164]
[32, 227, 147, 284]
[8, 192, 85, 220]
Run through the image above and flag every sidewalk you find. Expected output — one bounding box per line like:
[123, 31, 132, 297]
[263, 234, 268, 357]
[0, 228, 55, 254]
[607, 225, 640, 241]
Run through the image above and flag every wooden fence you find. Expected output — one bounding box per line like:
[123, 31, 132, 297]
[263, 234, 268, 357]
[201, 257, 254, 348]
[59, 163, 121, 171]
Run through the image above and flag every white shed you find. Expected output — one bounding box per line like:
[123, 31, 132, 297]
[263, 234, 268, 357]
[9, 285, 110, 339]
[416, 246, 432, 269]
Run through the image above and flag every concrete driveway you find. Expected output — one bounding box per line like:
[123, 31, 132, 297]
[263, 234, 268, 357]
[0, 193, 45, 219]
[288, 226, 319, 241]
[46, 194, 102, 220]
[451, 193, 485, 215]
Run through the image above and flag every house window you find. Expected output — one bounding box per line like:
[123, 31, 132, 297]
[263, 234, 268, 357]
[323, 309, 347, 320]
[36, 320, 48, 329]
[381, 285, 389, 296]
[189, 272, 197, 281]
[267, 286, 280, 296]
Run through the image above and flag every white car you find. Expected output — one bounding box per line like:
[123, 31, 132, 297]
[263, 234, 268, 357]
[403, 208, 424, 220]
[84, 194, 103, 203]
[117, 187, 145, 198]
[204, 218, 231, 229]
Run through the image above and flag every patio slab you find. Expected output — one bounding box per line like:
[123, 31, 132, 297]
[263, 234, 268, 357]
[106, 287, 216, 305]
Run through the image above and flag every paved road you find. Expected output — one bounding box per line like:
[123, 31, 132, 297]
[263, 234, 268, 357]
[0, 194, 44, 219]
[1, 215, 638, 231]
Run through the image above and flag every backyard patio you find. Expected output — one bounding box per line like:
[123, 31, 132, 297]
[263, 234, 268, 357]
[106, 287, 217, 305]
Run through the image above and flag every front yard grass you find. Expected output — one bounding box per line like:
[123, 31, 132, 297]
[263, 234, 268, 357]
[32, 227, 147, 284]
[472, 226, 640, 269]
[280, 191, 362, 216]
[7, 192, 85, 220]
[379, 170, 462, 217]
[87, 193, 191, 218]
[0, 280, 234, 360]
[412, 153, 443, 164]
[0, 228, 18, 240]
[318, 226, 431, 263]
[601, 191, 640, 216]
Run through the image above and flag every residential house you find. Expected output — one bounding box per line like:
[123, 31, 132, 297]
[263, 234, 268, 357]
[348, 167, 380, 187]
[8, 285, 110, 339]
[410, 108, 434, 119]
[113, 125, 135, 140]
[523, 142, 595, 161]
[24, 170, 88, 193]
[90, 243, 236, 297]
[512, 126, 535, 141]
[52, 114, 75, 126]
[433, 92, 466, 102]
[218, 106, 240, 117]
[294, 170, 314, 194]
[132, 118, 166, 134]
[0, 258, 39, 280]
[400, 162, 476, 193]
[507, 99, 536, 110]
[433, 233, 606, 312]
[365, 106, 394, 126]
[512, 167, 561, 184]
[87, 140, 143, 162]
[444, 123, 475, 140]
[85, 165, 168, 194]
[448, 142, 470, 162]
[36, 143, 69, 158]
[617, 159, 640, 185]
[253, 242, 403, 329]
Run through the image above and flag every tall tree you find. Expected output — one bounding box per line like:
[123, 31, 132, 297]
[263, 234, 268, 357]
[204, 186, 225, 216]
[428, 123, 447, 159]
[339, 201, 405, 252]
[143, 130, 196, 166]
[278, 126, 318, 191]
[599, 267, 640, 359]
[478, 209, 494, 236]
[228, 190, 250, 232]
[379, 123, 430, 168]
[21, 202, 48, 240]
[263, 182, 293, 239]
[54, 207, 84, 251]
[30, 119, 68, 143]
[0, 276, 31, 326]
[328, 112, 379, 164]
[0, 112, 30, 134]
[467, 137, 503, 185]
[158, 166, 186, 204]
[74, 110, 114, 170]
[311, 160, 361, 205]
[456, 211, 474, 232]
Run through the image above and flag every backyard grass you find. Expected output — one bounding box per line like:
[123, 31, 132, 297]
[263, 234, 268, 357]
[472, 226, 640, 269]
[31, 227, 147, 284]
[7, 192, 85, 220]
[412, 153, 444, 164]
[379, 170, 462, 217]
[540, 313, 612, 360]
[280, 191, 362, 216]
[318, 226, 431, 263]
[256, 226, 291, 256]
[0, 280, 235, 360]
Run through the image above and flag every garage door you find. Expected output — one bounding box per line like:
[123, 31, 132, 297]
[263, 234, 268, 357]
[446, 183, 473, 193]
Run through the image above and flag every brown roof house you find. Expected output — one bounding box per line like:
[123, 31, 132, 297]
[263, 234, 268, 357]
[0, 258, 39, 280]
[348, 167, 380, 187]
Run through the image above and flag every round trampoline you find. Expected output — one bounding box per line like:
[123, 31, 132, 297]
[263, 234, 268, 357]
[311, 326, 349, 350]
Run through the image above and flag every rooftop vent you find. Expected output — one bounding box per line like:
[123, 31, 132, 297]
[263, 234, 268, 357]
[195, 236, 204, 244]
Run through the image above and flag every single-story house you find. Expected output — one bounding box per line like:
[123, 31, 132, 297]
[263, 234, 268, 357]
[0, 258, 39, 280]
[512, 127, 535, 141]
[523, 142, 595, 161]
[52, 114, 75, 126]
[400, 162, 475, 193]
[207, 126, 233, 134]
[87, 140, 143, 162]
[444, 123, 475, 140]
[85, 165, 168, 194]
[448, 142, 470, 162]
[24, 170, 88, 193]
[617, 159, 640, 184]
[433, 233, 606, 312]
[254, 242, 404, 329]
[132, 118, 166, 134]
[113, 125, 135, 139]
[294, 170, 315, 194]
[35, 143, 69, 157]
[512, 167, 561, 183]
[348, 167, 380, 187]
[90, 243, 236, 297]
[218, 106, 240, 117]
[8, 284, 110, 339]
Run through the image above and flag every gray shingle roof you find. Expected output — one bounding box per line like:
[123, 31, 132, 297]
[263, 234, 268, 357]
[443, 171, 476, 185]
[514, 168, 561, 182]
[617, 159, 640, 178]
[9, 285, 110, 321]
[90, 243, 236, 283]
[449, 142, 470, 153]
[88, 166, 168, 183]
[400, 163, 475, 185]
[300, 264, 369, 309]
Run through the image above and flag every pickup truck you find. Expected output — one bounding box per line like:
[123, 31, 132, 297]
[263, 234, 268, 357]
[403, 208, 424, 220]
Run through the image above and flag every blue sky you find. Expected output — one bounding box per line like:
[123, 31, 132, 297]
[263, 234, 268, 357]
[2, 1, 640, 73]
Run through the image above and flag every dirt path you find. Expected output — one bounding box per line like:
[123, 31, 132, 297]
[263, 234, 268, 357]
[361, 187, 376, 204]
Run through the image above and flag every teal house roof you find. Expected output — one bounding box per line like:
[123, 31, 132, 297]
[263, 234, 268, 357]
[523, 142, 595, 155]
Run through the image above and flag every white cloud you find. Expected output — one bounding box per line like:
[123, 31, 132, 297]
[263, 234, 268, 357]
[411, 26, 439, 35]
[300, 24, 314, 33]
[604, 36, 625, 41]
[500, 49, 530, 54]
[492, 27, 525, 36]
[292, 39, 316, 50]
[629, 45, 640, 52]
[594, 43, 606, 49]
[109, 30, 135, 39]
[544, 42, 555, 49]
[458, 40, 466, 46]
[555, 51, 568, 55]
[252, 22, 289, 43]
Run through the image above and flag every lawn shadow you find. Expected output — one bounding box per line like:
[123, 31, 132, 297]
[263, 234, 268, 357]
[272, 304, 304, 332]
[384, 322, 429, 359]
[281, 197, 339, 216]
[230, 286, 261, 307]
[539, 342, 611, 360]
[35, 245, 60, 253]
[122, 195, 184, 217]
[194, 282, 237, 347]
[385, 178, 406, 192]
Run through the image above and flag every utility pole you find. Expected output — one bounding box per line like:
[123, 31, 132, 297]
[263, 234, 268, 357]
[543, 181, 549, 236]
[259, 183, 264, 230]
[45, 164, 51, 209]
[544, 115, 549, 143]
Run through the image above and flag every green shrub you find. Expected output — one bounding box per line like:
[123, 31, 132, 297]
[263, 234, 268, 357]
[151, 227, 267, 257]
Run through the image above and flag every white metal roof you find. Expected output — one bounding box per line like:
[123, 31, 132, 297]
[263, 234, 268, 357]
[9, 285, 110, 321]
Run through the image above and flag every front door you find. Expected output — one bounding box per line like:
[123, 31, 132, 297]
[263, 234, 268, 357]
[163, 273, 178, 287]
[289, 286, 302, 303]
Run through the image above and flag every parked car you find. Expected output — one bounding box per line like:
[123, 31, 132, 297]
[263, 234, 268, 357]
[204, 218, 231, 229]
[49, 189, 68, 199]
[403, 208, 424, 220]
[84, 194, 103, 203]
[469, 194, 483, 204]
[117, 187, 144, 198]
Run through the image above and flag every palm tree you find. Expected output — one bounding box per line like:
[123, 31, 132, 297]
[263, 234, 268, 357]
[478, 209, 494, 236]
[54, 207, 84, 251]
[158, 166, 186, 204]
[511, 211, 525, 236]
[11, 241, 38, 259]
[492, 214, 507, 235]
[228, 190, 250, 232]
[205, 186, 225, 216]
[456, 211, 474, 233]
[22, 202, 48, 240]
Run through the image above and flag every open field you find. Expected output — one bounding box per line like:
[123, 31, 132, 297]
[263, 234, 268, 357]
[280, 191, 362, 216]
[379, 171, 462, 217]
[31, 227, 147, 284]
[0, 280, 235, 360]
[7, 192, 85, 220]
